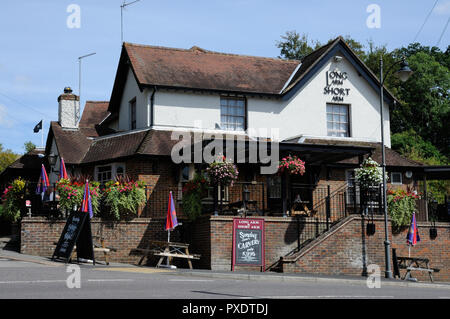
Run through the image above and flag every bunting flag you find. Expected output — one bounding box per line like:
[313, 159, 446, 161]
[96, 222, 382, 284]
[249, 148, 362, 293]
[81, 181, 93, 219]
[59, 157, 68, 180]
[36, 164, 50, 194]
[406, 212, 420, 246]
[165, 191, 178, 231]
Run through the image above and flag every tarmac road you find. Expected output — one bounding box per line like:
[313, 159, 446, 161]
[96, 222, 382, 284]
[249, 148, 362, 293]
[0, 254, 449, 300]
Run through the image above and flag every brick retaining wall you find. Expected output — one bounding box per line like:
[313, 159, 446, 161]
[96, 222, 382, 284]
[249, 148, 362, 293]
[283, 216, 450, 282]
[20, 215, 449, 282]
[20, 217, 181, 265]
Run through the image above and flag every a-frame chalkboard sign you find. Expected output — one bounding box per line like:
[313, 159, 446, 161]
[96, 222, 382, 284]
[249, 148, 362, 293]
[52, 210, 95, 264]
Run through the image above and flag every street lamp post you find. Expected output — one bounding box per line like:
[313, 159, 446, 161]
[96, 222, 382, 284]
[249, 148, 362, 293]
[379, 56, 413, 278]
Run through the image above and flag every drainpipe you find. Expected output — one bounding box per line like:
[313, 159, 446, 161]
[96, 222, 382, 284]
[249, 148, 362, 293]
[150, 86, 156, 127]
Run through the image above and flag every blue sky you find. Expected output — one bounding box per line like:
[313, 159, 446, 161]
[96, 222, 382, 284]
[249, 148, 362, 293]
[0, 0, 448, 154]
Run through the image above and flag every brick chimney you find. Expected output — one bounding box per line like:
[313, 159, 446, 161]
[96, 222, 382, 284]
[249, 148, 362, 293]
[58, 87, 80, 129]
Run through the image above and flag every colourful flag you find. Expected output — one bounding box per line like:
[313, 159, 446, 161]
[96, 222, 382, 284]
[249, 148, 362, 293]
[406, 212, 420, 246]
[59, 157, 68, 180]
[165, 191, 178, 230]
[36, 164, 50, 194]
[81, 181, 93, 219]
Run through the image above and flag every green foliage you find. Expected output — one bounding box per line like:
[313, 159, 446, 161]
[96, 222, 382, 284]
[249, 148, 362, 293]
[23, 141, 36, 154]
[181, 173, 208, 221]
[0, 144, 19, 173]
[1, 178, 26, 222]
[391, 130, 449, 204]
[394, 52, 450, 155]
[103, 179, 146, 220]
[387, 189, 418, 230]
[276, 31, 320, 60]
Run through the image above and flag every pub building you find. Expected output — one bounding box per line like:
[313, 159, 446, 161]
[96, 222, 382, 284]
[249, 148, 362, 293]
[19, 36, 448, 276]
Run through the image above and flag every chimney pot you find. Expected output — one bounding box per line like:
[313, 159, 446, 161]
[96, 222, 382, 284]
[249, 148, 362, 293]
[64, 87, 73, 94]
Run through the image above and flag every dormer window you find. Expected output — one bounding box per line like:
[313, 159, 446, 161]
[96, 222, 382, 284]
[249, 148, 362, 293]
[220, 97, 246, 131]
[130, 98, 136, 130]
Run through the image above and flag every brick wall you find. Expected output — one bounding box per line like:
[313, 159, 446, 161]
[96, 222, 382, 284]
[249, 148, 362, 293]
[20, 217, 183, 265]
[188, 215, 330, 272]
[20, 215, 449, 281]
[283, 216, 450, 282]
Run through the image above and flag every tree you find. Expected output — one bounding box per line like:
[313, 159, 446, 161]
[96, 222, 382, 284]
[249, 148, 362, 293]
[0, 144, 19, 173]
[23, 141, 36, 154]
[276, 31, 320, 60]
[394, 51, 450, 156]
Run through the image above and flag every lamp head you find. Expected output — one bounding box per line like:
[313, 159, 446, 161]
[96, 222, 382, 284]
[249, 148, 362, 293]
[48, 153, 57, 166]
[395, 59, 413, 82]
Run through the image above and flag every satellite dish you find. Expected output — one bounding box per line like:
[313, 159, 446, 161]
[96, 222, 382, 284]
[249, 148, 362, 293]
[405, 171, 413, 179]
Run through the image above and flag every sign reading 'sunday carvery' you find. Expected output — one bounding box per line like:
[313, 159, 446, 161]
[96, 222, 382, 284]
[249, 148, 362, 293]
[323, 70, 350, 102]
[232, 218, 265, 271]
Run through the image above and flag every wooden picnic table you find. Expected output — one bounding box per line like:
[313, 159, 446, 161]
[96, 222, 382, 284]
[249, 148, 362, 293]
[134, 240, 200, 269]
[396, 256, 440, 282]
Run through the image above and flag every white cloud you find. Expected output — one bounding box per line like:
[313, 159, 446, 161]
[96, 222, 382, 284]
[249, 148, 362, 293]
[434, 1, 450, 15]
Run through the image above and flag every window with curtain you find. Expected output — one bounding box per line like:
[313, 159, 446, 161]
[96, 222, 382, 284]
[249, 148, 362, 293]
[220, 97, 245, 131]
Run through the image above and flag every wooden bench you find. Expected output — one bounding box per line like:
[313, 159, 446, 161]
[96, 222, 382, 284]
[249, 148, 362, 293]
[393, 252, 440, 282]
[53, 238, 116, 265]
[134, 240, 200, 269]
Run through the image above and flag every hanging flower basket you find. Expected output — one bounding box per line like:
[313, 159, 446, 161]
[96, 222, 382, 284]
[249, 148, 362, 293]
[278, 155, 306, 176]
[354, 157, 387, 189]
[206, 155, 239, 187]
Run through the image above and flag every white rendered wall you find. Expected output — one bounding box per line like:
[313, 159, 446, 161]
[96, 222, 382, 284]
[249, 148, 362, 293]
[58, 99, 80, 129]
[118, 67, 148, 131]
[116, 55, 391, 146]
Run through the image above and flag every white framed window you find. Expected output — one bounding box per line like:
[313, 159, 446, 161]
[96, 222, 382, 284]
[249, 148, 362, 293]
[96, 165, 112, 185]
[220, 97, 245, 131]
[391, 172, 402, 185]
[95, 163, 126, 185]
[327, 104, 350, 137]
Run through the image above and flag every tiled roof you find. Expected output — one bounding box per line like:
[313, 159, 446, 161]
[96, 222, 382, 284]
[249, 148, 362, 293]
[124, 43, 300, 95]
[79, 101, 110, 137]
[8, 148, 44, 169]
[82, 130, 149, 163]
[49, 121, 93, 164]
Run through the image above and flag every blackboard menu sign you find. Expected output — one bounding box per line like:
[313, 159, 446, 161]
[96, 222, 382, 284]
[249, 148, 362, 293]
[52, 211, 94, 263]
[232, 218, 265, 271]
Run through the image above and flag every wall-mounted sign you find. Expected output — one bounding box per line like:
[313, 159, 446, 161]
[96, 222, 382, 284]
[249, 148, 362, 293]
[324, 70, 350, 102]
[232, 218, 265, 271]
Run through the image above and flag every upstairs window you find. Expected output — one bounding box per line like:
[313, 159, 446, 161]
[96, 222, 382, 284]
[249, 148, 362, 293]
[220, 97, 245, 131]
[327, 104, 350, 137]
[130, 98, 136, 130]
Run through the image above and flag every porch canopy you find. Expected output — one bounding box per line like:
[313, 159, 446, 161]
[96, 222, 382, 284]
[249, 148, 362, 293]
[278, 141, 373, 165]
[190, 136, 374, 166]
[420, 165, 450, 180]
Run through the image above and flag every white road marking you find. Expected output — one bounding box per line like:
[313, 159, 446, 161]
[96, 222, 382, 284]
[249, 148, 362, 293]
[0, 280, 66, 284]
[0, 279, 134, 284]
[169, 279, 215, 282]
[87, 279, 134, 282]
[261, 295, 395, 299]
